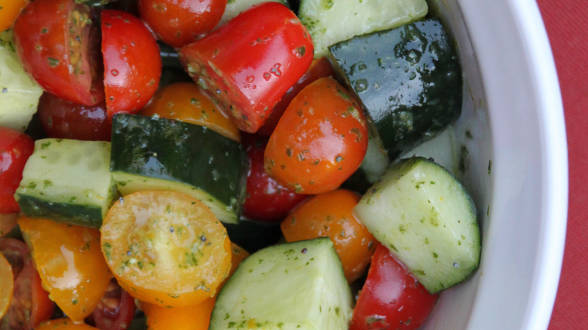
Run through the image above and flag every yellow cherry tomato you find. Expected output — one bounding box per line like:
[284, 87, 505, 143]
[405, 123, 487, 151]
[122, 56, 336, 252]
[141, 82, 240, 142]
[100, 191, 232, 308]
[18, 217, 112, 322]
[36, 318, 98, 330]
[0, 0, 28, 32]
[0, 252, 13, 319]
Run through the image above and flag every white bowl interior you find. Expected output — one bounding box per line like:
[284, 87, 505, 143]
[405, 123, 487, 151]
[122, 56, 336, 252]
[409, 1, 568, 329]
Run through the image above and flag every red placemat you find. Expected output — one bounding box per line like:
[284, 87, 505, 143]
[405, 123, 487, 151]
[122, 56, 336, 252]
[537, 1, 588, 329]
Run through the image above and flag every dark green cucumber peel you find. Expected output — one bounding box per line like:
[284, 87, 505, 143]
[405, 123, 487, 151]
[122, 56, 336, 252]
[110, 114, 248, 222]
[17, 195, 103, 228]
[328, 18, 462, 159]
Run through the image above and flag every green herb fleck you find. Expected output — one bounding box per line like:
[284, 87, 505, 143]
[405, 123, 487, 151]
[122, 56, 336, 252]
[47, 57, 59, 67]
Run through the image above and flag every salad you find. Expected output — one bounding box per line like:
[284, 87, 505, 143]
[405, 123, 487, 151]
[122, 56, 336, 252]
[0, 0, 481, 329]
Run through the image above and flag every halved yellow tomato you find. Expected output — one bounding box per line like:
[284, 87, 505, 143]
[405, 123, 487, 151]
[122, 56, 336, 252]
[0, 253, 13, 319]
[36, 318, 98, 330]
[18, 217, 112, 322]
[100, 190, 232, 307]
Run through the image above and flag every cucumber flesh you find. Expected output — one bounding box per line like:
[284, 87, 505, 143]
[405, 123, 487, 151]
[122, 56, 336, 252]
[210, 238, 352, 329]
[15, 139, 115, 228]
[354, 157, 480, 293]
[218, 0, 289, 27]
[0, 30, 43, 131]
[299, 0, 428, 57]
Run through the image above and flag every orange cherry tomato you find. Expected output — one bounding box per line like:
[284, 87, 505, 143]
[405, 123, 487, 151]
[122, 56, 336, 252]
[18, 217, 113, 322]
[142, 298, 215, 330]
[0, 253, 13, 319]
[264, 77, 368, 194]
[281, 189, 375, 282]
[36, 318, 98, 330]
[0, 0, 28, 32]
[100, 191, 232, 308]
[140, 82, 240, 141]
[141, 243, 248, 330]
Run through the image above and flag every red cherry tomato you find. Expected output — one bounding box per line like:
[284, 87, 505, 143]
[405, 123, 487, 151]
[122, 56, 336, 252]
[264, 77, 368, 194]
[179, 2, 313, 133]
[138, 0, 227, 48]
[38, 93, 110, 141]
[13, 0, 104, 106]
[0, 238, 54, 330]
[101, 10, 162, 117]
[92, 280, 136, 330]
[0, 128, 34, 213]
[257, 57, 334, 136]
[242, 135, 306, 222]
[350, 244, 438, 330]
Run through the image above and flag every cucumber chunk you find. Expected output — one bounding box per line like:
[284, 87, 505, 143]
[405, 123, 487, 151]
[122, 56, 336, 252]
[328, 18, 462, 159]
[110, 114, 247, 224]
[299, 0, 428, 57]
[210, 238, 352, 330]
[354, 157, 480, 293]
[218, 0, 289, 27]
[15, 139, 116, 228]
[0, 30, 43, 131]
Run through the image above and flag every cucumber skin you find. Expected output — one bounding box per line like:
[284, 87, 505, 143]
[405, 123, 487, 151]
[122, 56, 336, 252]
[17, 194, 103, 228]
[328, 18, 462, 159]
[110, 114, 248, 220]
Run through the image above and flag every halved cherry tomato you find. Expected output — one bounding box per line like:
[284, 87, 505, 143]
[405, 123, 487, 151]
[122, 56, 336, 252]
[37, 318, 98, 330]
[91, 280, 135, 330]
[264, 77, 368, 194]
[138, 0, 227, 48]
[242, 135, 306, 222]
[18, 217, 112, 322]
[100, 191, 232, 307]
[0, 127, 34, 213]
[0, 253, 13, 319]
[179, 2, 313, 133]
[257, 57, 334, 136]
[101, 10, 161, 116]
[38, 92, 110, 141]
[281, 189, 375, 282]
[0, 0, 28, 32]
[350, 244, 438, 330]
[0, 238, 54, 329]
[142, 243, 248, 330]
[140, 82, 240, 141]
[13, 0, 104, 106]
[142, 298, 215, 330]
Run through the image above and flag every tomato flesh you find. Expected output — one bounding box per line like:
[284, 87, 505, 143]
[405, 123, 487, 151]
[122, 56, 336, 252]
[350, 244, 438, 330]
[139, 0, 227, 48]
[38, 92, 110, 141]
[0, 253, 13, 320]
[179, 2, 313, 133]
[0, 127, 34, 213]
[14, 0, 104, 106]
[101, 10, 161, 117]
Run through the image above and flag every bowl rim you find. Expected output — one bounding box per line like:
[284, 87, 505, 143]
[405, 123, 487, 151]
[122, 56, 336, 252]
[508, 1, 568, 328]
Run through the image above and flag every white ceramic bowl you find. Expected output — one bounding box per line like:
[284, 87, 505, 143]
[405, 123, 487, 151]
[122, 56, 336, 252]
[414, 1, 568, 329]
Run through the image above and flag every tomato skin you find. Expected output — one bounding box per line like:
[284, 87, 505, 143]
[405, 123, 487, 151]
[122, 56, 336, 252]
[18, 217, 113, 322]
[242, 135, 306, 222]
[38, 93, 110, 141]
[281, 189, 375, 282]
[0, 253, 13, 320]
[92, 280, 135, 330]
[138, 0, 227, 48]
[264, 77, 368, 194]
[0, 128, 34, 213]
[179, 2, 313, 133]
[257, 57, 334, 136]
[37, 318, 98, 330]
[0, 0, 28, 32]
[142, 298, 215, 330]
[350, 244, 438, 330]
[101, 10, 161, 117]
[140, 82, 240, 142]
[13, 0, 104, 106]
[0, 238, 54, 330]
